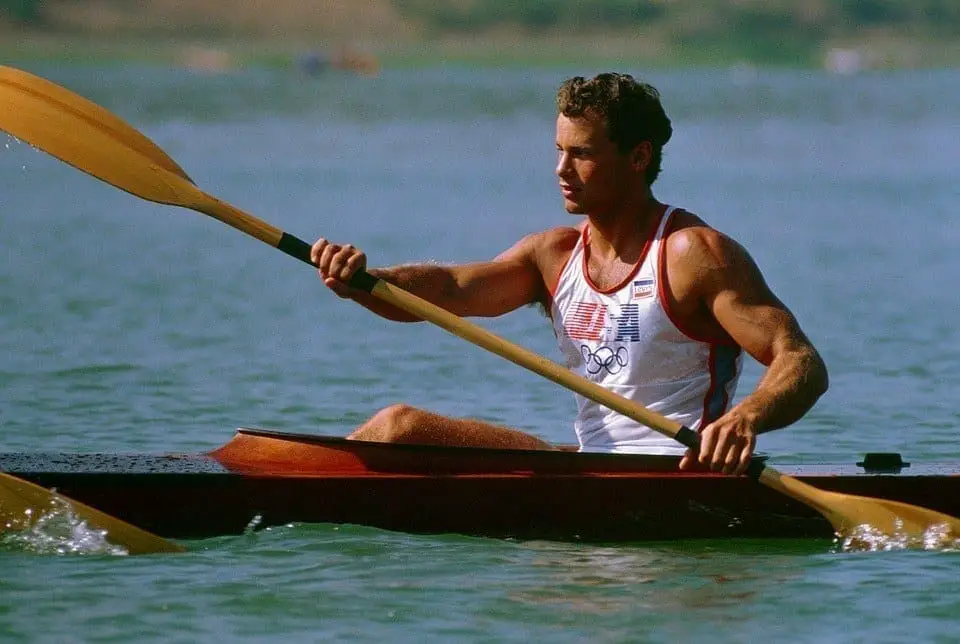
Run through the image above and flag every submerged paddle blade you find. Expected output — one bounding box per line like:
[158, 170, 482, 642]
[758, 467, 960, 547]
[822, 492, 960, 544]
[0, 471, 183, 555]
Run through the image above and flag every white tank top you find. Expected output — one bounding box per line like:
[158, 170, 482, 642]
[549, 206, 742, 454]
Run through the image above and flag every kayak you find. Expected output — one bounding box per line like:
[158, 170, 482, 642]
[2, 66, 954, 545]
[1, 428, 957, 541]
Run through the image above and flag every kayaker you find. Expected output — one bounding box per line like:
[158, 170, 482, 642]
[311, 72, 828, 474]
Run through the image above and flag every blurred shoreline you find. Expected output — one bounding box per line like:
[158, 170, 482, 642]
[3, 30, 958, 73]
[2, 0, 959, 73]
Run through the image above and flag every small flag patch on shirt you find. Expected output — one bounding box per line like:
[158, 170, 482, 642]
[632, 279, 655, 300]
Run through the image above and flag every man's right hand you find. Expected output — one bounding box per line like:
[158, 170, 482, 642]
[310, 238, 368, 298]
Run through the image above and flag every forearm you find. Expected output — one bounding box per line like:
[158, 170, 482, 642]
[347, 264, 457, 322]
[733, 345, 829, 433]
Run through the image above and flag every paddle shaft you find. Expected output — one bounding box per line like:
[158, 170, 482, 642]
[181, 188, 785, 486]
[203, 197, 712, 459]
[0, 63, 700, 456]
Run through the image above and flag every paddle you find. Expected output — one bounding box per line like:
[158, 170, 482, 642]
[0, 471, 184, 554]
[2, 65, 957, 542]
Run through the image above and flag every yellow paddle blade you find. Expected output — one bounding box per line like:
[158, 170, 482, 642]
[0, 471, 183, 555]
[758, 468, 960, 546]
[0, 66, 286, 249]
[0, 66, 200, 208]
[825, 493, 960, 542]
[0, 66, 193, 181]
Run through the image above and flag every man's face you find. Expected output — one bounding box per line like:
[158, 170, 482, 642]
[555, 112, 633, 217]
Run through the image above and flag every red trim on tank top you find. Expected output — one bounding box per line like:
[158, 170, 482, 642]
[698, 346, 719, 430]
[656, 209, 738, 346]
[582, 205, 667, 295]
[546, 242, 575, 301]
[697, 345, 736, 431]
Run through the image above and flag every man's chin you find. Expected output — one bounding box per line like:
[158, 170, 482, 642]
[563, 201, 585, 215]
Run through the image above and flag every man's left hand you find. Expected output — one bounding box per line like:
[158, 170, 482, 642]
[678, 411, 758, 475]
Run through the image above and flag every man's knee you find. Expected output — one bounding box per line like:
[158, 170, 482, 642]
[352, 403, 424, 442]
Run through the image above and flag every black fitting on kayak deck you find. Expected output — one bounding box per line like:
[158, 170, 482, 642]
[857, 453, 910, 473]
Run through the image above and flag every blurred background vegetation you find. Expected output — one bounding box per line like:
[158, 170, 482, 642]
[394, 0, 960, 32]
[2, 0, 40, 22]
[2, 0, 959, 68]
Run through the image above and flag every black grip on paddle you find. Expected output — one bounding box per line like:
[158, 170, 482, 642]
[745, 459, 766, 480]
[348, 270, 378, 293]
[674, 425, 765, 480]
[674, 425, 700, 450]
[277, 232, 314, 265]
[277, 232, 378, 293]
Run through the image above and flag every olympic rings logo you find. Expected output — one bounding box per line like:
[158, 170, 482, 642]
[580, 344, 628, 375]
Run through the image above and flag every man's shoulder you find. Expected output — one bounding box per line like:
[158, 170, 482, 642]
[495, 225, 579, 265]
[509, 226, 581, 292]
[664, 210, 742, 268]
[539, 224, 582, 247]
[515, 225, 581, 255]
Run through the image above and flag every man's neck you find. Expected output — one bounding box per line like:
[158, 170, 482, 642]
[587, 193, 663, 262]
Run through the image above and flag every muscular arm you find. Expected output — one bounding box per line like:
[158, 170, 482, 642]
[363, 256, 544, 322]
[707, 263, 828, 433]
[669, 223, 829, 472]
[316, 230, 573, 322]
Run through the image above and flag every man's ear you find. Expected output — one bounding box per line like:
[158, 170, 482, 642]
[631, 141, 653, 172]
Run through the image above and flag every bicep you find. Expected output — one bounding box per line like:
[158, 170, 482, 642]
[711, 290, 809, 366]
[704, 243, 812, 366]
[445, 235, 545, 317]
[447, 259, 542, 317]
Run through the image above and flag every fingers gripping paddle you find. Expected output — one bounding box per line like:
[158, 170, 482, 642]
[2, 66, 957, 542]
[0, 471, 183, 554]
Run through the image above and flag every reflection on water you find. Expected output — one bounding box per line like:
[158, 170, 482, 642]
[505, 540, 822, 615]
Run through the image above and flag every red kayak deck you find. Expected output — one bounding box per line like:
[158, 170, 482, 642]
[1, 428, 957, 541]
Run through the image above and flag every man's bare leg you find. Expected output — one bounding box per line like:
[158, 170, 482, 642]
[348, 404, 554, 450]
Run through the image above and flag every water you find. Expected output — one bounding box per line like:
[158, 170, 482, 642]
[2, 63, 959, 641]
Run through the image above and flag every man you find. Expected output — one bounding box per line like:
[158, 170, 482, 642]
[311, 72, 828, 475]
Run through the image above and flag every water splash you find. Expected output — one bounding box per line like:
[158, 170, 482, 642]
[3, 134, 29, 171]
[837, 521, 959, 553]
[0, 496, 129, 556]
[242, 513, 264, 535]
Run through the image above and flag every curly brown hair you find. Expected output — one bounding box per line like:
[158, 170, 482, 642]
[556, 73, 673, 186]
